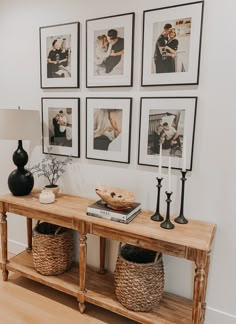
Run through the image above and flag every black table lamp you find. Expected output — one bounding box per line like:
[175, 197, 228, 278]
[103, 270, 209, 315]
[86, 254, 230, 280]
[0, 109, 40, 196]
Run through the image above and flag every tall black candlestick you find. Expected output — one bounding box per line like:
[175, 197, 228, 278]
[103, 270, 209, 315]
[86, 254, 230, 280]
[161, 191, 175, 229]
[174, 171, 188, 224]
[151, 177, 164, 222]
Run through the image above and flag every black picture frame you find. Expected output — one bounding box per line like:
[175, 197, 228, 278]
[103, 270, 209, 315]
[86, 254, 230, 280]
[86, 97, 132, 163]
[40, 22, 80, 89]
[86, 13, 135, 88]
[41, 97, 80, 158]
[138, 97, 197, 171]
[141, 1, 204, 86]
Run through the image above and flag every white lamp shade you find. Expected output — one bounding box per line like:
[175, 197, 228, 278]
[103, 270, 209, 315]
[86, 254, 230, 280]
[0, 109, 40, 140]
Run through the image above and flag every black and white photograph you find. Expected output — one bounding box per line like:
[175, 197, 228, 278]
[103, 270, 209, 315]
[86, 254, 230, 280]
[86, 98, 132, 163]
[93, 108, 123, 152]
[42, 98, 80, 157]
[138, 97, 197, 170]
[148, 108, 185, 158]
[142, 1, 203, 86]
[40, 22, 80, 88]
[152, 17, 191, 74]
[86, 13, 134, 87]
[93, 27, 125, 76]
[46, 34, 72, 79]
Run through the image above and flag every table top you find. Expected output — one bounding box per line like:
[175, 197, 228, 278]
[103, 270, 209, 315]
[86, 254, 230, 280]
[0, 192, 216, 253]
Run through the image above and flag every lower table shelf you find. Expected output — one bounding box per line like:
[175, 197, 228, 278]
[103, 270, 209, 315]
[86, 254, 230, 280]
[7, 251, 79, 297]
[6, 251, 192, 324]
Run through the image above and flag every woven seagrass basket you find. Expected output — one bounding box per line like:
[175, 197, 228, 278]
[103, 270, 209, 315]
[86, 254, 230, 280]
[32, 221, 73, 276]
[114, 243, 164, 312]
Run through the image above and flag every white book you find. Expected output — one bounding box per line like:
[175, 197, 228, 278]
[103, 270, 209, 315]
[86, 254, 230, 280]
[87, 200, 141, 221]
[87, 209, 141, 224]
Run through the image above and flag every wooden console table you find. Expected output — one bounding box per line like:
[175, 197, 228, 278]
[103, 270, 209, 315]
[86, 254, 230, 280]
[0, 193, 216, 324]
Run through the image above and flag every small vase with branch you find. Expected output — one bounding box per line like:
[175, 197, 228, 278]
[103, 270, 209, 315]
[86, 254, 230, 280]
[30, 153, 72, 196]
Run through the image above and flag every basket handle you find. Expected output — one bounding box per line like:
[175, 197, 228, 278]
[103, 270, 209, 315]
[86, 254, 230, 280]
[154, 252, 162, 263]
[35, 220, 62, 235]
[55, 227, 62, 235]
[118, 242, 162, 263]
[118, 242, 123, 256]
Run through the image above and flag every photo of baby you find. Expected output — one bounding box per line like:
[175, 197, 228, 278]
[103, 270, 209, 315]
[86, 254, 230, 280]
[48, 107, 73, 148]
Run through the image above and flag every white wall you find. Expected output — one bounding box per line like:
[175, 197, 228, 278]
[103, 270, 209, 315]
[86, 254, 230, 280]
[0, 0, 235, 323]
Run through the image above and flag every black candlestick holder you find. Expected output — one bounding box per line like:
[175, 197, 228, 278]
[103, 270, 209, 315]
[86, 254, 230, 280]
[161, 191, 175, 229]
[151, 177, 164, 222]
[174, 171, 188, 224]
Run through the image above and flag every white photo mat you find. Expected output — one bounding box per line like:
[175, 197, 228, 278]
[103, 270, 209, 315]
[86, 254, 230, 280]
[138, 97, 197, 170]
[86, 13, 134, 87]
[42, 98, 80, 157]
[142, 2, 203, 86]
[86, 97, 132, 163]
[40, 22, 79, 88]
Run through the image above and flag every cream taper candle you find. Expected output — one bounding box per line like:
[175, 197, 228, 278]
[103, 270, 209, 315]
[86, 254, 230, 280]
[168, 156, 172, 192]
[182, 136, 186, 171]
[158, 144, 162, 177]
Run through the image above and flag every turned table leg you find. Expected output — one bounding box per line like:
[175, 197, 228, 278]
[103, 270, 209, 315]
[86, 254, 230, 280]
[26, 218, 32, 253]
[0, 212, 9, 281]
[192, 252, 209, 324]
[78, 232, 87, 313]
[201, 254, 210, 323]
[98, 237, 106, 274]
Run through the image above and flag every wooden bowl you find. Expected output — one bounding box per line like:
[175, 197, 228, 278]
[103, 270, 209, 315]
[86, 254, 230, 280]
[95, 186, 135, 210]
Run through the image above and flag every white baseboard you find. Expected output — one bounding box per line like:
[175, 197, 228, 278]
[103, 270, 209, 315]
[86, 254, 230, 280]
[205, 307, 236, 324]
[6, 239, 236, 324]
[8, 239, 27, 255]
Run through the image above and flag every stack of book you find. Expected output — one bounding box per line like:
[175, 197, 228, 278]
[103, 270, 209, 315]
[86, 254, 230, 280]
[87, 200, 141, 224]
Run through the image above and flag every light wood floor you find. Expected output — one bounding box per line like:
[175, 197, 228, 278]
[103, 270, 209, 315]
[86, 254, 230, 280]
[0, 253, 136, 324]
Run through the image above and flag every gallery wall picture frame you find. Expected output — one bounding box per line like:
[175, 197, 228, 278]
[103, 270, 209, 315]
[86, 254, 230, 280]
[138, 97, 197, 171]
[40, 22, 80, 88]
[42, 97, 80, 158]
[86, 97, 132, 163]
[141, 1, 204, 86]
[86, 13, 135, 88]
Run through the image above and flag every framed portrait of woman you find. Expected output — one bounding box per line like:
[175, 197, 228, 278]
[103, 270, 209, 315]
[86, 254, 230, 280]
[86, 97, 132, 163]
[86, 13, 135, 87]
[40, 22, 80, 88]
[141, 1, 204, 86]
[138, 97, 197, 171]
[42, 98, 80, 157]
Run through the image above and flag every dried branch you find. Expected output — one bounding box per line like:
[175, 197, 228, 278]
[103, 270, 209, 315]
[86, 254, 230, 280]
[30, 152, 72, 186]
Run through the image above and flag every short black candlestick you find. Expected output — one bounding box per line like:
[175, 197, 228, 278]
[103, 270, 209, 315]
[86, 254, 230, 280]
[174, 171, 188, 224]
[151, 177, 164, 222]
[161, 191, 175, 230]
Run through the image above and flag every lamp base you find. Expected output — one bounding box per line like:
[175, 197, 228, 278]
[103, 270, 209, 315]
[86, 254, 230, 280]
[8, 168, 34, 196]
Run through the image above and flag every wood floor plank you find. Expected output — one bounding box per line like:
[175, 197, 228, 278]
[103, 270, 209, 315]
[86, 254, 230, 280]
[0, 273, 136, 324]
[1, 251, 192, 324]
[0, 250, 136, 324]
